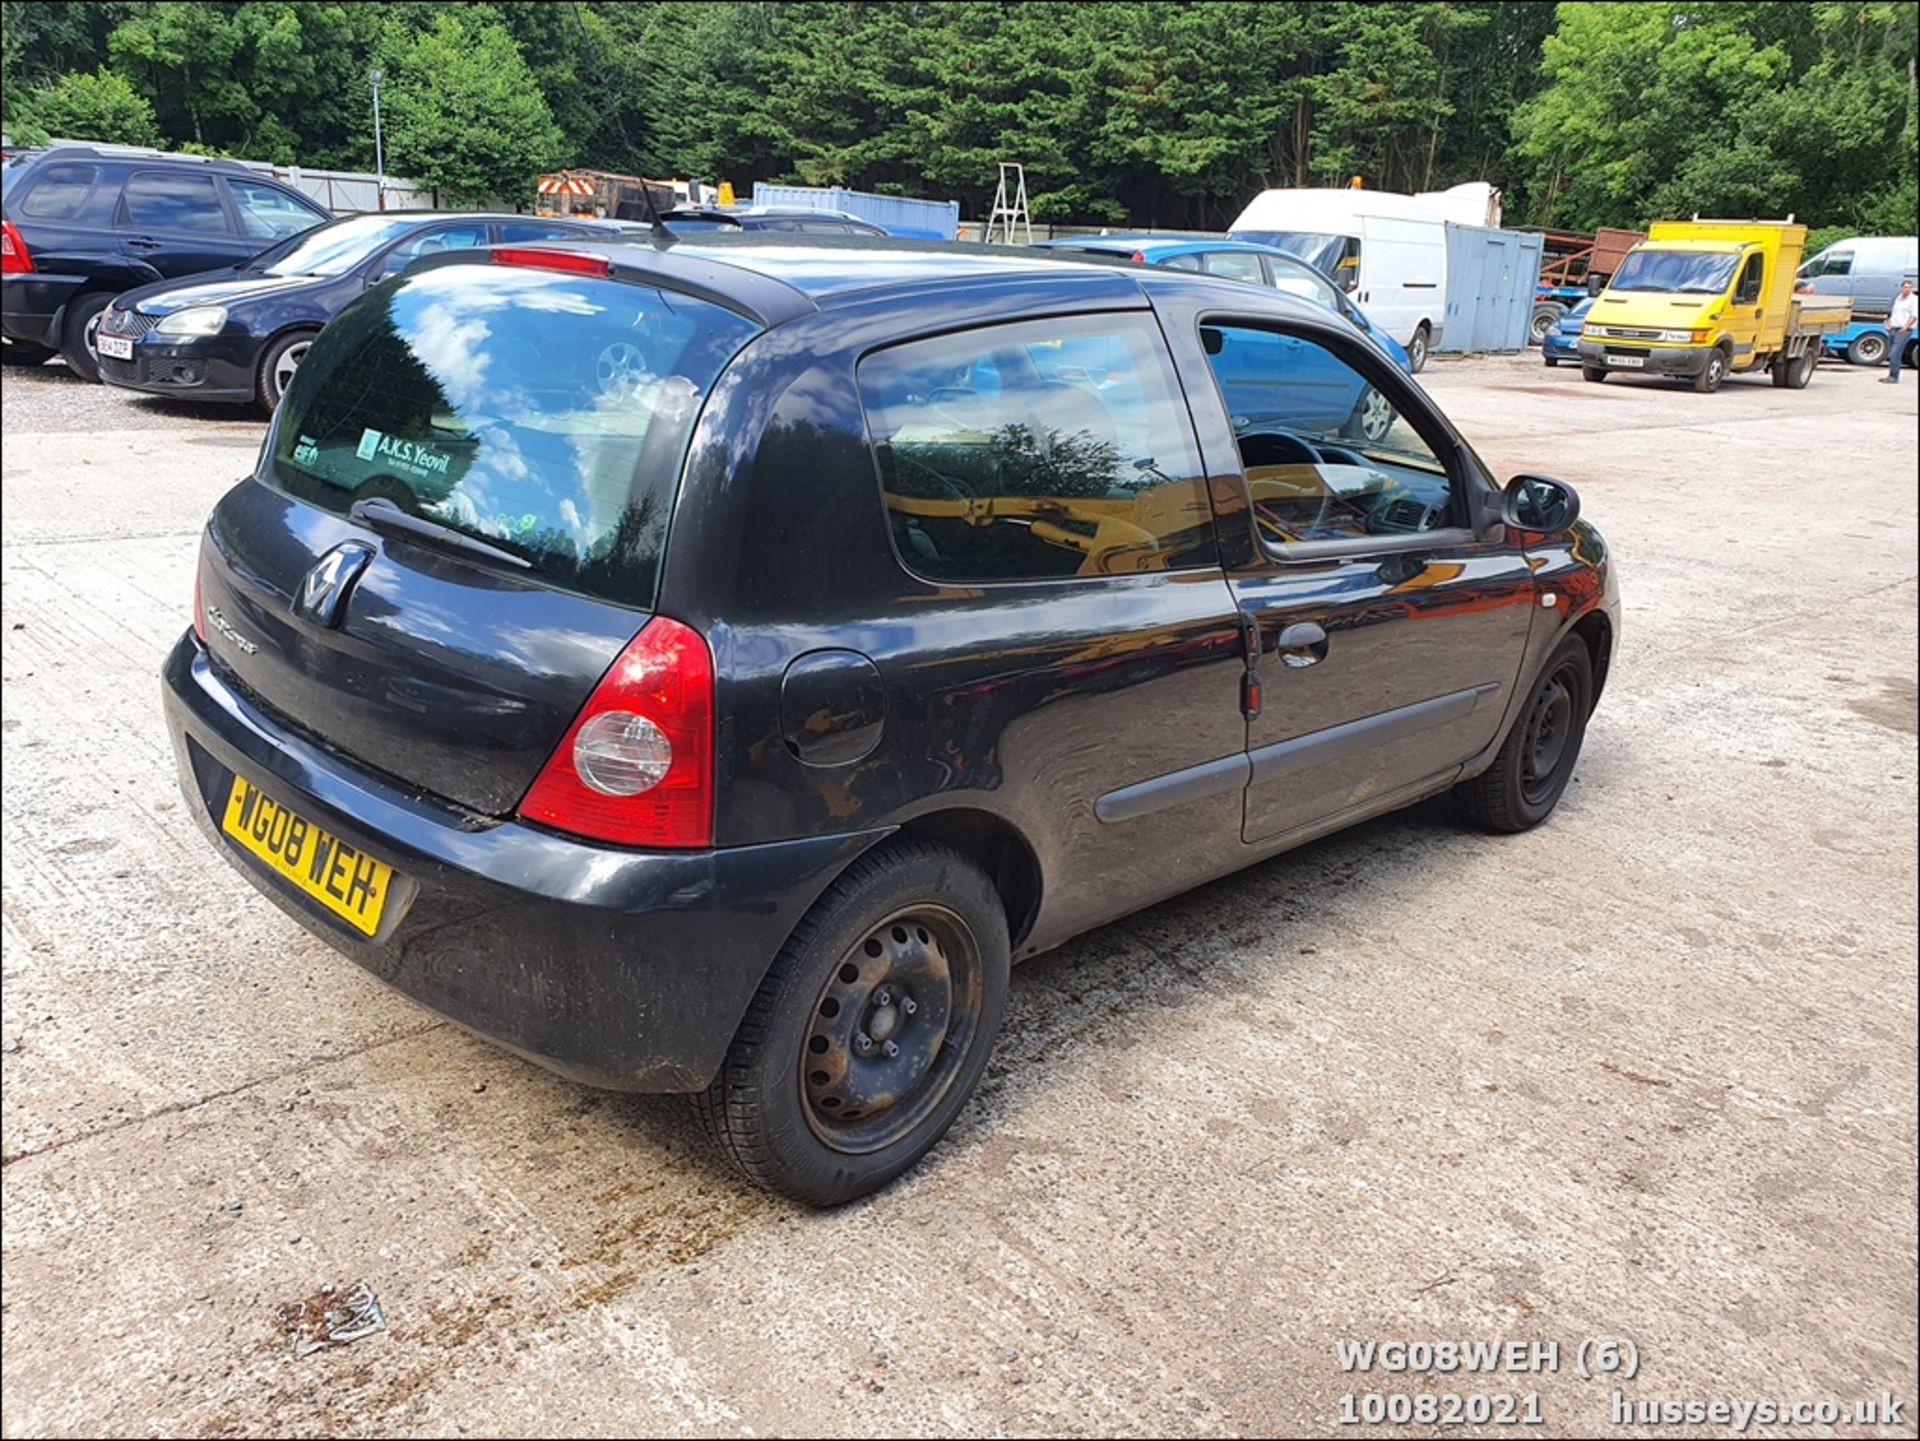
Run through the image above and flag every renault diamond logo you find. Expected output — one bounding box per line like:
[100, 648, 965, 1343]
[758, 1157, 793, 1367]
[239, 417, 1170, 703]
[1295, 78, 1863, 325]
[296, 542, 374, 628]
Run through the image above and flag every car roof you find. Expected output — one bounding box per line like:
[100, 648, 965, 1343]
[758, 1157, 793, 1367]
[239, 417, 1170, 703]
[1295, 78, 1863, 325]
[1040, 235, 1315, 262]
[422, 231, 1339, 333]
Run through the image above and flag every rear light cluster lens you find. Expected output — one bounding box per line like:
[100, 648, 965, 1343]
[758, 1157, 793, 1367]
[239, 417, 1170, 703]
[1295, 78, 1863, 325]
[517, 615, 714, 848]
[1, 220, 31, 274]
[193, 564, 207, 644]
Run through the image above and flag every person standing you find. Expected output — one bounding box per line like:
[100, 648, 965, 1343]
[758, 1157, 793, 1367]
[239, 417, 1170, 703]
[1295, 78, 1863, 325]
[1884, 279, 1917, 384]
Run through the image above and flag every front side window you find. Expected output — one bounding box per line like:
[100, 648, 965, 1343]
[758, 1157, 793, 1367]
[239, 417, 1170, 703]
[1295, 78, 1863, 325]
[229, 179, 323, 241]
[1199, 322, 1454, 547]
[1205, 251, 1267, 283]
[1266, 254, 1342, 312]
[1203, 250, 1266, 284]
[20, 162, 98, 219]
[861, 315, 1217, 583]
[266, 264, 759, 608]
[1734, 253, 1765, 304]
[121, 171, 227, 233]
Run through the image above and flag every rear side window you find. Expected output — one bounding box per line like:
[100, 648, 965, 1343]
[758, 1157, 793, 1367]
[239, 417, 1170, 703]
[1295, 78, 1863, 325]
[19, 162, 98, 220]
[498, 221, 587, 243]
[122, 171, 227, 232]
[265, 264, 759, 608]
[860, 315, 1217, 583]
[229, 178, 322, 241]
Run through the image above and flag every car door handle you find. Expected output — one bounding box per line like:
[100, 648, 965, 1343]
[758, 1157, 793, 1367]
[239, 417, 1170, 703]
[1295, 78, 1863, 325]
[1274, 621, 1329, 667]
[124, 235, 163, 249]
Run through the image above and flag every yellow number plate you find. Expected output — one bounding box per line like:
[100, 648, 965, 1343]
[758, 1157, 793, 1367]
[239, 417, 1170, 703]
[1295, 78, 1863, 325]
[221, 776, 393, 937]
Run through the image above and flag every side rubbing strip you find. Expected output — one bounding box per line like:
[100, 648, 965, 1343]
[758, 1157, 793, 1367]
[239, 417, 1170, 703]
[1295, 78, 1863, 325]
[1095, 753, 1251, 824]
[1248, 683, 1503, 787]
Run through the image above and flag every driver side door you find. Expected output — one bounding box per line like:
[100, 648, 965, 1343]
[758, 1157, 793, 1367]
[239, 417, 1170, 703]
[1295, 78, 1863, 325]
[1167, 312, 1539, 844]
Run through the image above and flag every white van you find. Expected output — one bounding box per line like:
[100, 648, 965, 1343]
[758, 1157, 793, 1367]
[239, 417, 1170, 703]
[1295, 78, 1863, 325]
[1797, 236, 1918, 320]
[1230, 188, 1449, 370]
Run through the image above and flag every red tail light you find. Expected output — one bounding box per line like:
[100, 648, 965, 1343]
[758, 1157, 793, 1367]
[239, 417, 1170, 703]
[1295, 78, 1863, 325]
[1130, 250, 1146, 263]
[517, 615, 714, 848]
[1, 220, 32, 274]
[492, 246, 611, 278]
[192, 562, 207, 644]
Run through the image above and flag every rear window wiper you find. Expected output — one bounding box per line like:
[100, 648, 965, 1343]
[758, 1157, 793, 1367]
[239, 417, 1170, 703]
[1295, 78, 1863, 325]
[349, 496, 532, 570]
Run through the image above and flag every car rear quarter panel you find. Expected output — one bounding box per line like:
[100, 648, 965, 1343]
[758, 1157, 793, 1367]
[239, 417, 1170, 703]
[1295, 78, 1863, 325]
[660, 275, 1256, 952]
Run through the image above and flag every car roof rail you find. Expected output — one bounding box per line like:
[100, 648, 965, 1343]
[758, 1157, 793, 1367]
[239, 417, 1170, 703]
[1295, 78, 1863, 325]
[37, 141, 256, 173]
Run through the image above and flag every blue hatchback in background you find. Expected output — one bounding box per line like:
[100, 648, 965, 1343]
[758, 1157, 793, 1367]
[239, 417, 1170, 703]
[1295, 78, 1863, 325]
[1541, 297, 1594, 366]
[1033, 235, 1412, 374]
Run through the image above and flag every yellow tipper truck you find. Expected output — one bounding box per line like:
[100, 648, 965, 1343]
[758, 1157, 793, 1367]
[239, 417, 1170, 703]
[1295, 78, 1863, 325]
[1577, 218, 1852, 392]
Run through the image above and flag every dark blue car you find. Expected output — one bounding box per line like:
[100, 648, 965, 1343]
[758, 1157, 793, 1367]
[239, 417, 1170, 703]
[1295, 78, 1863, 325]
[96, 211, 633, 412]
[1541, 296, 1594, 366]
[163, 233, 1614, 1203]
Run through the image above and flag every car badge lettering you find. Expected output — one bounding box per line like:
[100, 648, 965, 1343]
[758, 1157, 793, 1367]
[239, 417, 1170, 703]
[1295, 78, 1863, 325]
[295, 542, 375, 629]
[204, 604, 258, 655]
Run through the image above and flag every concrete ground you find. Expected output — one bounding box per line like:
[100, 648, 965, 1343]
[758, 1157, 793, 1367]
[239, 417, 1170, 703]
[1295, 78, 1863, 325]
[2, 349, 1915, 1439]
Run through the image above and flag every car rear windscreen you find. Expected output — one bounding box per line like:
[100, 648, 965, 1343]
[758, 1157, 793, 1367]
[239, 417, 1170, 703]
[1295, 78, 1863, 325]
[264, 263, 759, 608]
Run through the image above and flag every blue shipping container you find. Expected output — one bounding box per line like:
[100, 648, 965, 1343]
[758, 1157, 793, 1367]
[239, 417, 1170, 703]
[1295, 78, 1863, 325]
[751, 183, 960, 241]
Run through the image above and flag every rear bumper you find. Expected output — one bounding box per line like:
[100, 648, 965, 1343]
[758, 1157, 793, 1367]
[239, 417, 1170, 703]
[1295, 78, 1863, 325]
[1575, 340, 1705, 376]
[162, 633, 887, 1091]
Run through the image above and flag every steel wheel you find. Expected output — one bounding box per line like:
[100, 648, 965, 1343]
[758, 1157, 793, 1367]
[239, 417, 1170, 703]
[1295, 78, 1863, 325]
[1520, 662, 1578, 807]
[1847, 332, 1888, 366]
[1407, 326, 1430, 372]
[800, 904, 985, 1155]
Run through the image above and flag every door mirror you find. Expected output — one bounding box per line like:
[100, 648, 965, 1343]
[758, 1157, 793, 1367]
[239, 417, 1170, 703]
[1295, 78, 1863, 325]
[1502, 474, 1580, 532]
[1586, 272, 1607, 297]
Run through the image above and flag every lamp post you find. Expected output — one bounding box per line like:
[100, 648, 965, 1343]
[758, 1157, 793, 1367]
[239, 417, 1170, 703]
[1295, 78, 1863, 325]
[369, 68, 385, 211]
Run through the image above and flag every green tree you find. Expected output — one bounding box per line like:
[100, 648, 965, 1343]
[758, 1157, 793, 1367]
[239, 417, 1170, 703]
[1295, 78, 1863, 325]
[12, 65, 160, 146]
[383, 10, 566, 203]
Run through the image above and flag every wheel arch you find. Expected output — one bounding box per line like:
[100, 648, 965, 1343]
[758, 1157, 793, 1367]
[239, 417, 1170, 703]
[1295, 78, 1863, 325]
[1571, 608, 1613, 709]
[889, 807, 1043, 950]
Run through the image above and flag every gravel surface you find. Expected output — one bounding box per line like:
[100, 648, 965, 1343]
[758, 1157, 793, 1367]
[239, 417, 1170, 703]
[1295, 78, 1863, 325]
[3, 350, 1915, 1437]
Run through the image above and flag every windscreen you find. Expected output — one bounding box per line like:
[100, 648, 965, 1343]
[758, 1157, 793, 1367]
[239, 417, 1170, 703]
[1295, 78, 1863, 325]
[245, 214, 442, 277]
[264, 262, 759, 608]
[1608, 249, 1738, 295]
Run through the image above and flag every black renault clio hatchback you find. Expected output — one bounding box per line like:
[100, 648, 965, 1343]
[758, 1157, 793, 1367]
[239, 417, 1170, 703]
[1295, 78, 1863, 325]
[164, 234, 1618, 1204]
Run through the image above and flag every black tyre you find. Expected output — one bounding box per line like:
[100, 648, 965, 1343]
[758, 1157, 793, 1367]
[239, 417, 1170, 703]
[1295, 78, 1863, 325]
[695, 840, 1010, 1205]
[1692, 346, 1729, 393]
[1845, 331, 1888, 366]
[1342, 385, 1395, 443]
[1788, 347, 1814, 389]
[60, 291, 115, 383]
[1529, 303, 1564, 343]
[1581, 364, 1607, 383]
[1, 338, 56, 367]
[1543, 355, 1560, 368]
[256, 329, 318, 413]
[1454, 636, 1594, 834]
[1406, 323, 1431, 373]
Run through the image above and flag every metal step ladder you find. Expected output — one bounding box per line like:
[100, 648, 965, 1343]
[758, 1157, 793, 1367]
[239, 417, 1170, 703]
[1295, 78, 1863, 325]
[983, 162, 1033, 246]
